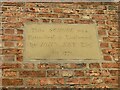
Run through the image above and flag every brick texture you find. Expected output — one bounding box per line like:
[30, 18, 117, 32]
[0, 2, 120, 89]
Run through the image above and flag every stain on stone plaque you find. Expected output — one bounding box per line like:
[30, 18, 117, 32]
[24, 23, 102, 60]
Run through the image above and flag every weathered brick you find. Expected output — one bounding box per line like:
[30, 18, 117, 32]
[46, 64, 61, 69]
[108, 31, 119, 36]
[17, 29, 23, 34]
[79, 78, 90, 85]
[75, 20, 93, 24]
[102, 63, 120, 68]
[104, 56, 112, 61]
[2, 35, 14, 41]
[2, 63, 21, 69]
[103, 37, 119, 42]
[4, 29, 14, 34]
[63, 19, 75, 24]
[2, 49, 18, 54]
[109, 70, 120, 76]
[26, 78, 38, 86]
[100, 70, 111, 77]
[17, 41, 23, 47]
[37, 14, 58, 18]
[86, 70, 101, 77]
[3, 55, 15, 61]
[4, 41, 14, 47]
[23, 63, 34, 69]
[47, 70, 59, 77]
[3, 70, 17, 77]
[2, 79, 23, 86]
[61, 70, 74, 77]
[74, 70, 84, 76]
[16, 55, 23, 62]
[51, 19, 62, 23]
[39, 78, 64, 85]
[42, 19, 50, 23]
[19, 71, 46, 77]
[54, 8, 63, 13]
[100, 43, 109, 48]
[92, 77, 103, 84]
[3, 22, 24, 28]
[111, 43, 120, 48]
[89, 63, 100, 68]
[98, 30, 106, 36]
[37, 64, 46, 69]
[102, 49, 118, 55]
[66, 78, 79, 85]
[104, 77, 118, 84]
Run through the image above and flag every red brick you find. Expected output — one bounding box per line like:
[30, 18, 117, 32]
[23, 63, 34, 69]
[46, 64, 61, 69]
[16, 55, 23, 62]
[37, 64, 46, 69]
[104, 77, 118, 84]
[92, 78, 103, 84]
[100, 70, 111, 77]
[92, 15, 107, 20]
[102, 63, 120, 68]
[39, 8, 52, 13]
[39, 78, 64, 85]
[64, 19, 75, 24]
[4, 41, 14, 47]
[97, 21, 105, 24]
[17, 29, 23, 34]
[79, 78, 90, 85]
[4, 55, 15, 61]
[51, 19, 62, 23]
[42, 19, 50, 23]
[104, 56, 112, 61]
[102, 49, 118, 55]
[75, 20, 93, 24]
[37, 14, 58, 18]
[3, 49, 18, 54]
[86, 70, 100, 77]
[54, 8, 63, 13]
[4, 29, 14, 34]
[100, 43, 109, 48]
[19, 71, 46, 77]
[2, 35, 23, 41]
[26, 78, 38, 86]
[74, 70, 84, 76]
[98, 30, 106, 35]
[111, 43, 120, 48]
[2, 63, 21, 69]
[3, 22, 24, 28]
[2, 79, 23, 86]
[109, 70, 120, 76]
[58, 14, 69, 18]
[3, 70, 17, 77]
[69, 15, 79, 19]
[47, 70, 59, 77]
[108, 31, 119, 36]
[103, 37, 118, 42]
[66, 78, 79, 85]
[89, 63, 100, 68]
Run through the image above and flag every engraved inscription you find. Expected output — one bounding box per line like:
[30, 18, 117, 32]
[24, 23, 102, 60]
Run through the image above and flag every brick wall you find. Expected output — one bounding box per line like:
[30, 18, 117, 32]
[0, 2, 120, 89]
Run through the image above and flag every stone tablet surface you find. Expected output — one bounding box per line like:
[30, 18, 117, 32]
[24, 23, 102, 60]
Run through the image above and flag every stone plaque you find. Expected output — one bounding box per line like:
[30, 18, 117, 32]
[24, 23, 102, 60]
